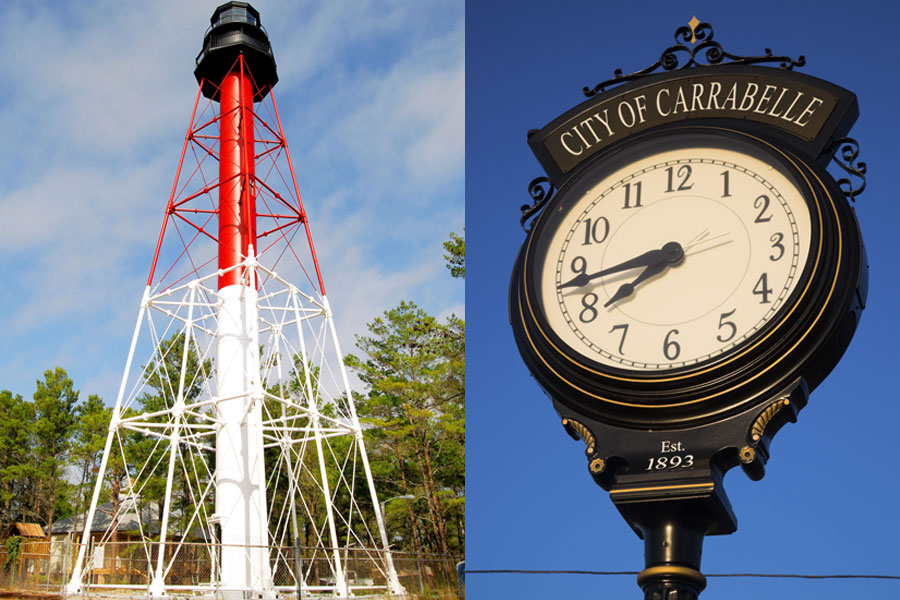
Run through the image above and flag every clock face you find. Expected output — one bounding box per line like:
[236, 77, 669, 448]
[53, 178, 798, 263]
[536, 137, 812, 372]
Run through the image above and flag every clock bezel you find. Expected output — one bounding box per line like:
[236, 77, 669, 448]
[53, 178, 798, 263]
[511, 124, 862, 428]
[536, 132, 815, 373]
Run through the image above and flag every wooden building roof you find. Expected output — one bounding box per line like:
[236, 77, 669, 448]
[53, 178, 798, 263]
[11, 522, 46, 538]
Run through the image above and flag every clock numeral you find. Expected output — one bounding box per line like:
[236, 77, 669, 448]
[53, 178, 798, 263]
[609, 324, 628, 355]
[570, 256, 587, 276]
[753, 273, 773, 304]
[754, 194, 772, 223]
[716, 309, 737, 343]
[579, 293, 599, 323]
[623, 181, 642, 209]
[663, 329, 681, 360]
[665, 165, 693, 193]
[582, 216, 610, 245]
[769, 232, 785, 261]
[720, 170, 732, 198]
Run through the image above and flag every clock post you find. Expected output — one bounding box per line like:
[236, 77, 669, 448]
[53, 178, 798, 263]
[510, 20, 867, 598]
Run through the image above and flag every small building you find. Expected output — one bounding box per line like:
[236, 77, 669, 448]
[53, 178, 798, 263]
[49, 498, 211, 586]
[47, 497, 161, 583]
[7, 522, 47, 539]
[2, 523, 51, 584]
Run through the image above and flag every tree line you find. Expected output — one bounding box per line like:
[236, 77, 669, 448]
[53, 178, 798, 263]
[0, 231, 464, 558]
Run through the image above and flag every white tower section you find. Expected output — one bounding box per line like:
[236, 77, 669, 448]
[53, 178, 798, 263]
[216, 271, 274, 596]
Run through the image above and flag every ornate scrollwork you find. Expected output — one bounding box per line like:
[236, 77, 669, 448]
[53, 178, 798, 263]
[583, 21, 805, 97]
[562, 418, 595, 456]
[750, 397, 791, 442]
[829, 137, 867, 202]
[521, 177, 556, 231]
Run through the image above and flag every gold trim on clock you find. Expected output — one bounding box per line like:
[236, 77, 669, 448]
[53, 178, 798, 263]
[610, 482, 714, 495]
[750, 397, 790, 442]
[562, 418, 596, 455]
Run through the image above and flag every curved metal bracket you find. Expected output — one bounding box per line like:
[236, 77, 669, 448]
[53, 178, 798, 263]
[739, 395, 792, 480]
[562, 418, 595, 455]
[749, 397, 791, 443]
[583, 20, 805, 97]
[829, 137, 867, 202]
[520, 177, 556, 232]
[562, 418, 606, 476]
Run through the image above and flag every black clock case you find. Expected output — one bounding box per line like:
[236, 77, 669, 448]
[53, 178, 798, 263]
[510, 115, 867, 534]
[512, 124, 867, 431]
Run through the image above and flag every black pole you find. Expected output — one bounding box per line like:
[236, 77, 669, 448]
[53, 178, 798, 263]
[637, 521, 706, 599]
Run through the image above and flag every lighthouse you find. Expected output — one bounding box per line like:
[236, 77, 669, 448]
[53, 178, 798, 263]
[64, 3, 403, 598]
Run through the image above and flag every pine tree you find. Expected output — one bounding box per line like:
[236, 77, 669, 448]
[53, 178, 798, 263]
[346, 302, 464, 555]
[0, 391, 34, 531]
[32, 368, 80, 533]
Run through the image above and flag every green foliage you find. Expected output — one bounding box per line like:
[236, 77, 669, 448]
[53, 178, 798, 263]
[345, 300, 465, 556]
[0, 390, 35, 529]
[140, 331, 213, 411]
[3, 536, 21, 571]
[32, 367, 80, 529]
[33, 368, 79, 469]
[0, 370, 93, 531]
[442, 230, 465, 279]
[70, 394, 110, 533]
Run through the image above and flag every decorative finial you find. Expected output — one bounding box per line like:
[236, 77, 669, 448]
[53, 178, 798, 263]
[581, 21, 806, 97]
[688, 16, 700, 44]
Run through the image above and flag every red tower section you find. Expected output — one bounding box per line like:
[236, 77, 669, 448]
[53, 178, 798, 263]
[217, 63, 257, 289]
[147, 1, 324, 297]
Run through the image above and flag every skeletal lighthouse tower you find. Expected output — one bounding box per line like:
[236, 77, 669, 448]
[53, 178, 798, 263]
[65, 3, 404, 598]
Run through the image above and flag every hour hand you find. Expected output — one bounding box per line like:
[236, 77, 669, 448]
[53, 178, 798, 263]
[603, 262, 667, 307]
[603, 242, 684, 307]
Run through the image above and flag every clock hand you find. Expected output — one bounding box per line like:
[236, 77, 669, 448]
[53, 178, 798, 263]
[603, 262, 666, 307]
[558, 242, 682, 289]
[683, 230, 731, 253]
[603, 241, 684, 307]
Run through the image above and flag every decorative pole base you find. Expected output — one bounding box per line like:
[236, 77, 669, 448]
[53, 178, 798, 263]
[638, 564, 706, 600]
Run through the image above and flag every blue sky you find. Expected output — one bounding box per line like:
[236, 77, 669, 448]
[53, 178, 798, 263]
[467, 1, 900, 599]
[0, 1, 463, 403]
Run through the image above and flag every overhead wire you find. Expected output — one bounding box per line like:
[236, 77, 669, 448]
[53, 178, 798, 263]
[466, 569, 900, 580]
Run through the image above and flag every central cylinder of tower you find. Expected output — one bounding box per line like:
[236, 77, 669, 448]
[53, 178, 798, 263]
[194, 3, 280, 596]
[214, 62, 273, 597]
[218, 70, 257, 289]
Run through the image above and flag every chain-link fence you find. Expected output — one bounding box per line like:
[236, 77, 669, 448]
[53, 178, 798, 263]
[0, 539, 461, 598]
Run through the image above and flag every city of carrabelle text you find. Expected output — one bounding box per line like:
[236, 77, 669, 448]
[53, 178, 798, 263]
[544, 73, 836, 174]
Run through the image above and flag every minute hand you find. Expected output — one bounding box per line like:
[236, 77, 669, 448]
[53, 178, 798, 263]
[558, 243, 677, 289]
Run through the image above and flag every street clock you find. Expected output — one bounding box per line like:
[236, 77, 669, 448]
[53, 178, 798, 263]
[509, 21, 867, 599]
